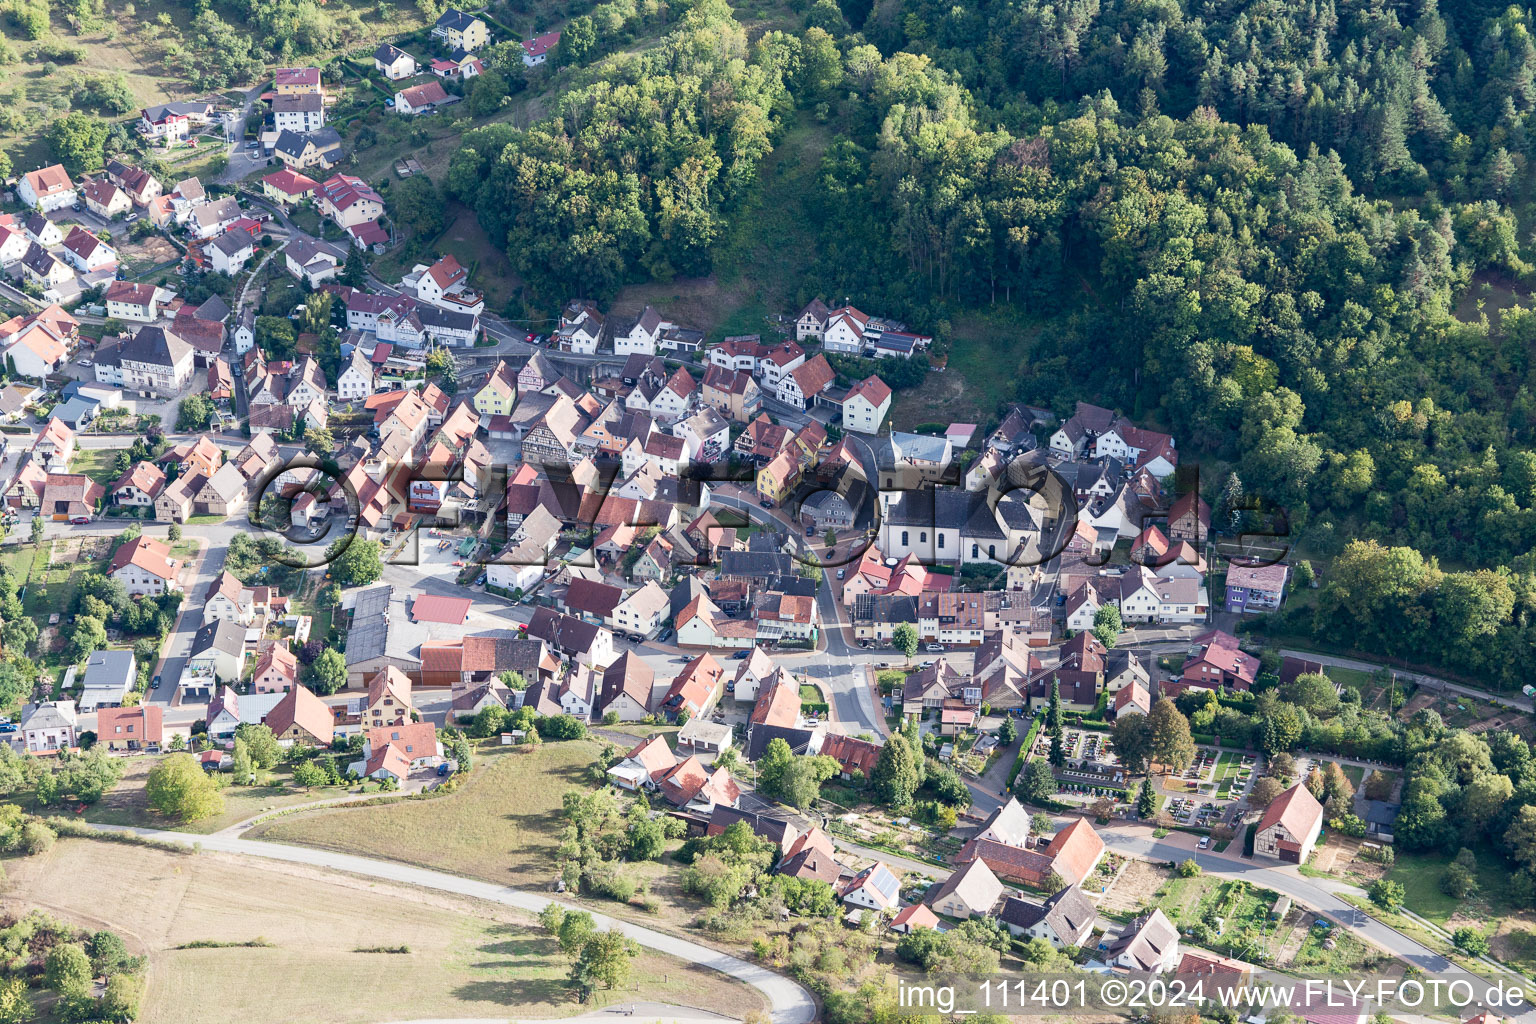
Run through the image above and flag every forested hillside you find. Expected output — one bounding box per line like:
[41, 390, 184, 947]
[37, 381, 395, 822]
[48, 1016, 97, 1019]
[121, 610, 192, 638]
[450, 0, 1536, 688]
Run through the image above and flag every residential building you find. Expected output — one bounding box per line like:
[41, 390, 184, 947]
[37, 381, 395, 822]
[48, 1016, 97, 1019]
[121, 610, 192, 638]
[395, 80, 454, 114]
[263, 684, 334, 746]
[374, 43, 419, 79]
[1226, 562, 1289, 613]
[997, 886, 1097, 948]
[361, 666, 414, 730]
[80, 178, 131, 219]
[251, 646, 299, 693]
[432, 8, 490, 51]
[1254, 783, 1325, 863]
[189, 196, 244, 240]
[318, 174, 384, 229]
[927, 857, 1003, 920]
[17, 165, 76, 211]
[97, 705, 163, 751]
[273, 92, 325, 133]
[775, 354, 834, 409]
[18, 700, 76, 753]
[273, 67, 323, 95]
[208, 230, 255, 275]
[1108, 909, 1181, 973]
[108, 536, 181, 596]
[116, 326, 195, 396]
[284, 236, 346, 286]
[273, 128, 344, 172]
[842, 374, 892, 433]
[78, 650, 137, 712]
[104, 281, 159, 322]
[60, 228, 116, 273]
[187, 618, 247, 684]
[841, 862, 900, 911]
[263, 168, 320, 206]
[522, 30, 561, 65]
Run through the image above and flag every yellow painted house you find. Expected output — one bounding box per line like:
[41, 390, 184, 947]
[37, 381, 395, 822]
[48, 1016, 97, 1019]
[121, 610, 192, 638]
[432, 9, 490, 52]
[474, 360, 517, 417]
[756, 450, 801, 504]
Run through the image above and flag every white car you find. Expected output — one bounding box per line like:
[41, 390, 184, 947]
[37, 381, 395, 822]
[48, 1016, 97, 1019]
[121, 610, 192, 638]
[1197, 837, 1210, 849]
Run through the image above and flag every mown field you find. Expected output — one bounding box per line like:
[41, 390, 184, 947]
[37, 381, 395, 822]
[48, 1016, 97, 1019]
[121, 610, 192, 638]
[2, 838, 764, 1024]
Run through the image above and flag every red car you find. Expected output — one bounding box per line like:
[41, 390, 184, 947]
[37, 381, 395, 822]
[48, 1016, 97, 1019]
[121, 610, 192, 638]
[69, 516, 91, 525]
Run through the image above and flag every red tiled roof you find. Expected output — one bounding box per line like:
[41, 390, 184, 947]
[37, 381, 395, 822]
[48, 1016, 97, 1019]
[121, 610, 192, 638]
[1257, 782, 1324, 840]
[410, 593, 472, 624]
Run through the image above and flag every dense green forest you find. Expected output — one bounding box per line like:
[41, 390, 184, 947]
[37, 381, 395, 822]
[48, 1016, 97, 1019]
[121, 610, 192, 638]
[450, 0, 1536, 688]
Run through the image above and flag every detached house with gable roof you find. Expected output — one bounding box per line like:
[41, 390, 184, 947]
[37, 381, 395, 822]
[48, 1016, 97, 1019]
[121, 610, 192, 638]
[432, 8, 490, 51]
[842, 374, 892, 433]
[775, 354, 834, 410]
[18, 165, 76, 211]
[1254, 782, 1325, 863]
[374, 42, 419, 79]
[108, 536, 181, 596]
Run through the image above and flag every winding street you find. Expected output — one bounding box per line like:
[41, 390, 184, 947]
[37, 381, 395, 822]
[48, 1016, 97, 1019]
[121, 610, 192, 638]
[94, 825, 817, 1024]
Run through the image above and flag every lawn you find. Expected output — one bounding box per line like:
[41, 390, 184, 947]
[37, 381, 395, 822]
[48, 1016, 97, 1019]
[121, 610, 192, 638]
[1386, 847, 1516, 926]
[34, 757, 348, 836]
[890, 308, 1045, 428]
[2, 838, 765, 1024]
[1290, 923, 1380, 972]
[18, 537, 113, 621]
[72, 448, 122, 486]
[250, 740, 606, 888]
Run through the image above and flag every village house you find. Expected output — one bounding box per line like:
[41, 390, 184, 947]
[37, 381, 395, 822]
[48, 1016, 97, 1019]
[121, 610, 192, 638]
[273, 92, 325, 133]
[432, 8, 490, 51]
[360, 666, 414, 730]
[17, 165, 76, 211]
[108, 536, 181, 596]
[18, 701, 77, 753]
[104, 281, 159, 322]
[395, 80, 455, 115]
[998, 886, 1097, 948]
[263, 168, 320, 207]
[263, 684, 334, 747]
[1108, 909, 1181, 973]
[60, 228, 116, 274]
[209, 230, 255, 275]
[841, 862, 901, 912]
[274, 128, 345, 172]
[522, 30, 561, 65]
[374, 42, 419, 79]
[97, 705, 163, 751]
[80, 178, 131, 219]
[927, 857, 1004, 920]
[1254, 783, 1325, 863]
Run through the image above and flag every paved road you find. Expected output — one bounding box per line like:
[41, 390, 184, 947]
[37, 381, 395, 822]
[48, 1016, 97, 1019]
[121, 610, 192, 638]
[705, 490, 886, 736]
[1278, 649, 1532, 714]
[1097, 822, 1464, 972]
[94, 826, 818, 1024]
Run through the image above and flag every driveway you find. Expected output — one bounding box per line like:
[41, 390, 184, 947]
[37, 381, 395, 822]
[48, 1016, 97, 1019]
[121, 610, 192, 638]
[92, 825, 818, 1024]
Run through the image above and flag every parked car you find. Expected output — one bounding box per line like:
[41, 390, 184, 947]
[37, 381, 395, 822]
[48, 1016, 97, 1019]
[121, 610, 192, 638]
[69, 515, 91, 525]
[924, 643, 944, 652]
[836, 569, 845, 579]
[732, 649, 752, 659]
[1197, 836, 1211, 849]
[657, 628, 674, 643]
[759, 499, 774, 509]
[474, 573, 487, 586]
[150, 675, 161, 689]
